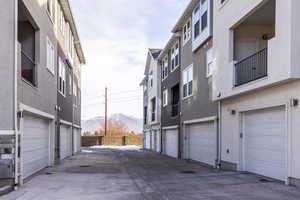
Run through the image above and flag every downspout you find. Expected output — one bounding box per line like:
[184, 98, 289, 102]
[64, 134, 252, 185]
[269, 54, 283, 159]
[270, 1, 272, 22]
[217, 100, 222, 168]
[13, 0, 19, 188]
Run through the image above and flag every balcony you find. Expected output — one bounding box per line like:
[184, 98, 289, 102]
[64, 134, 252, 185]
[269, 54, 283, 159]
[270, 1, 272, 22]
[235, 48, 268, 87]
[21, 51, 36, 85]
[151, 112, 156, 122]
[232, 0, 275, 87]
[18, 1, 37, 86]
[171, 104, 179, 117]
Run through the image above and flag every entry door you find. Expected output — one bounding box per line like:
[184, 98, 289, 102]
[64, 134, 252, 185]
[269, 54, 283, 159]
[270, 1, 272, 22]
[165, 129, 178, 158]
[23, 114, 50, 178]
[243, 106, 286, 181]
[188, 121, 216, 166]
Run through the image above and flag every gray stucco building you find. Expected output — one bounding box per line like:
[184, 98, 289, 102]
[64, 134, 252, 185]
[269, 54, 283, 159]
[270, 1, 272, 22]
[0, 0, 85, 188]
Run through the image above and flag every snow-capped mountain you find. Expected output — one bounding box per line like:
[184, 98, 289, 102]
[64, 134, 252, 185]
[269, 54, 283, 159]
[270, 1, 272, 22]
[82, 113, 143, 133]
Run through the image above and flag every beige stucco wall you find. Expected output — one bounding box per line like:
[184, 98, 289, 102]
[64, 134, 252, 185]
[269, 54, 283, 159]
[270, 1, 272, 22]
[221, 80, 300, 180]
[212, 0, 298, 101]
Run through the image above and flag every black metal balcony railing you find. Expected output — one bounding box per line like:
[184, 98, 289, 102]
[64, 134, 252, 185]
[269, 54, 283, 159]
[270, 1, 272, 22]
[21, 51, 36, 85]
[151, 112, 156, 122]
[171, 104, 179, 117]
[235, 48, 268, 87]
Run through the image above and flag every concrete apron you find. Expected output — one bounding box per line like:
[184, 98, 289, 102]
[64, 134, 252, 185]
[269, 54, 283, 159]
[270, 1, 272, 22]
[0, 179, 13, 196]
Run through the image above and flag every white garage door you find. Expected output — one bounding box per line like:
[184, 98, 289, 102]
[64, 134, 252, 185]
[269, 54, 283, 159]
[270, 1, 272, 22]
[165, 129, 178, 158]
[156, 131, 161, 153]
[243, 106, 286, 181]
[187, 121, 217, 166]
[23, 115, 50, 178]
[151, 130, 156, 150]
[73, 128, 81, 153]
[144, 131, 151, 149]
[60, 125, 72, 160]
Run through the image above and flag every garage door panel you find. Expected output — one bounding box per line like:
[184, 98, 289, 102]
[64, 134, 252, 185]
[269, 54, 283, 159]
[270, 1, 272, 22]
[165, 129, 178, 158]
[188, 122, 216, 166]
[60, 125, 72, 160]
[244, 106, 286, 181]
[23, 115, 50, 178]
[246, 137, 284, 151]
[145, 131, 151, 149]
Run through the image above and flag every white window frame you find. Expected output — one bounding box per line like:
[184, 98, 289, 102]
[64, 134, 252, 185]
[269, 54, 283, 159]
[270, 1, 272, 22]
[171, 42, 179, 71]
[162, 56, 168, 80]
[163, 89, 168, 107]
[192, 0, 211, 51]
[73, 81, 77, 107]
[182, 64, 193, 99]
[46, 37, 55, 74]
[182, 18, 191, 45]
[58, 57, 66, 96]
[69, 74, 72, 95]
[206, 48, 213, 77]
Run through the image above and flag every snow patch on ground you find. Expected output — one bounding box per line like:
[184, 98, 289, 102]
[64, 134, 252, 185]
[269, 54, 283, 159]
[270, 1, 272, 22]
[90, 145, 142, 151]
[81, 150, 94, 153]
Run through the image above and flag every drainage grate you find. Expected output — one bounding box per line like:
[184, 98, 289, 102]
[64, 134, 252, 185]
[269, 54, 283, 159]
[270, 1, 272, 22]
[79, 165, 92, 168]
[180, 170, 196, 174]
[259, 178, 272, 183]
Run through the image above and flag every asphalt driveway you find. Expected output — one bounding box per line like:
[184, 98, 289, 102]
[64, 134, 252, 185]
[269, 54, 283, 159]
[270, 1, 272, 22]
[2, 147, 300, 200]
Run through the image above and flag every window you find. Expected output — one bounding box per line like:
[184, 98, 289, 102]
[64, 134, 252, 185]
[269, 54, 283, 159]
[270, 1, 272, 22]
[46, 37, 55, 74]
[151, 98, 156, 122]
[162, 56, 168, 80]
[144, 106, 148, 124]
[183, 19, 191, 44]
[193, 0, 209, 39]
[57, 4, 65, 34]
[206, 48, 213, 77]
[194, 21, 200, 39]
[69, 74, 72, 95]
[58, 57, 66, 96]
[183, 65, 193, 98]
[163, 89, 168, 107]
[201, 11, 208, 31]
[73, 81, 77, 107]
[171, 43, 179, 71]
[47, 0, 53, 16]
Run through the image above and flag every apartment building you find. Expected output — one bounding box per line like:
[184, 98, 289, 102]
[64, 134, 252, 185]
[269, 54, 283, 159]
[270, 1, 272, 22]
[171, 0, 219, 167]
[213, 0, 300, 186]
[0, 0, 85, 188]
[141, 49, 162, 152]
[158, 34, 181, 158]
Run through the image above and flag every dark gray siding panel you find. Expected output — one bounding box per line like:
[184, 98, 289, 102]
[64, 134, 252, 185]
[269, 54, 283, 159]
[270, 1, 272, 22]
[0, 0, 15, 130]
[57, 45, 73, 123]
[181, 38, 218, 122]
[161, 67, 181, 127]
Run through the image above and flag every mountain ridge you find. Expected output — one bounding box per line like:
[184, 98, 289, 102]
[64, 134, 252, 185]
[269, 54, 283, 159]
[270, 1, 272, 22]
[82, 113, 143, 134]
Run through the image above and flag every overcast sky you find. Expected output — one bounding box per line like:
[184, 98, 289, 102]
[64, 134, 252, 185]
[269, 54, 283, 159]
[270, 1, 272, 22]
[71, 0, 189, 120]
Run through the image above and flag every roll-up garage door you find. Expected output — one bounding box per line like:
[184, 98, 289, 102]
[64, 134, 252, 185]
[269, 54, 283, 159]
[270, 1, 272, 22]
[243, 106, 286, 181]
[144, 131, 151, 149]
[60, 125, 72, 160]
[23, 114, 50, 178]
[165, 129, 178, 158]
[73, 128, 81, 153]
[187, 121, 216, 166]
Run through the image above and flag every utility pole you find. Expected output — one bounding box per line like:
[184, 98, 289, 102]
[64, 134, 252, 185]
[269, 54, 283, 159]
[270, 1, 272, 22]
[104, 87, 108, 136]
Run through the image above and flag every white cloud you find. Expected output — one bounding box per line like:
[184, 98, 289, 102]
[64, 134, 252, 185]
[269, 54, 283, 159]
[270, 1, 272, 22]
[71, 0, 189, 119]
